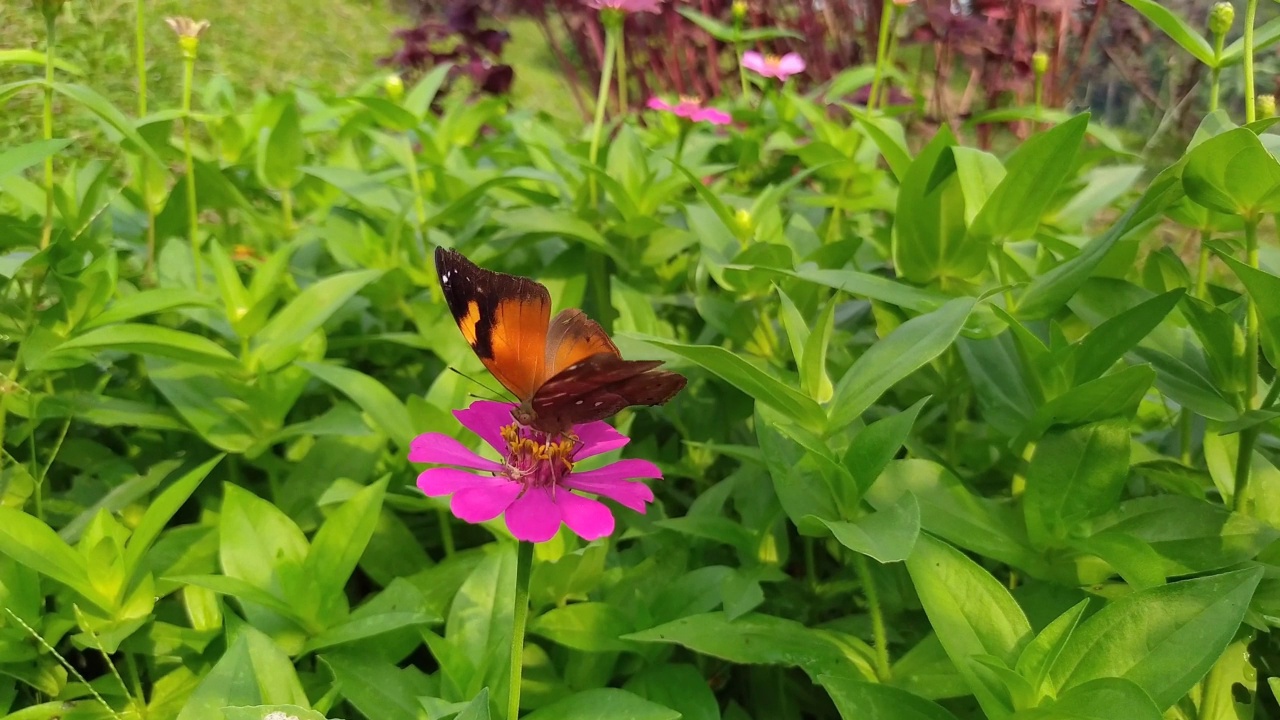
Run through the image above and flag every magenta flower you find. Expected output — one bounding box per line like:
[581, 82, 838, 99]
[583, 0, 664, 12]
[410, 401, 662, 543]
[741, 51, 806, 81]
[646, 96, 732, 125]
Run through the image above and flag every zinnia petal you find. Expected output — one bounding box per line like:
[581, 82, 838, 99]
[695, 108, 732, 125]
[777, 53, 806, 76]
[452, 482, 522, 523]
[557, 491, 616, 540]
[418, 467, 504, 496]
[741, 51, 767, 75]
[409, 433, 501, 471]
[454, 401, 517, 455]
[562, 459, 660, 513]
[646, 97, 673, 112]
[574, 420, 629, 459]
[504, 487, 563, 543]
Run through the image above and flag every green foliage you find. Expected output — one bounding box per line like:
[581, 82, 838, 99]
[2, 6, 1280, 720]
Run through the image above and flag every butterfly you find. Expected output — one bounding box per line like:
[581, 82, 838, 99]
[434, 247, 687, 437]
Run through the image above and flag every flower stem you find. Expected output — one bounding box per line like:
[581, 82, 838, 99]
[1244, 0, 1258, 123]
[507, 541, 534, 720]
[736, 42, 750, 100]
[1210, 30, 1225, 112]
[587, 24, 619, 207]
[1233, 216, 1260, 512]
[181, 53, 202, 291]
[616, 25, 628, 114]
[40, 12, 56, 250]
[1195, 229, 1211, 300]
[136, 0, 147, 116]
[854, 555, 890, 681]
[868, 0, 895, 111]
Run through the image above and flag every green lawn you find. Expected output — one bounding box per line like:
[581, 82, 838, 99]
[1, 0, 404, 149]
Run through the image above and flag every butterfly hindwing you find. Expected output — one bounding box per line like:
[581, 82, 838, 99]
[532, 353, 687, 430]
[434, 247, 551, 400]
[545, 308, 620, 375]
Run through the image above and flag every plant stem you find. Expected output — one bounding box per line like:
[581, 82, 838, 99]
[868, 0, 895, 111]
[1245, 0, 1259, 123]
[616, 25, 628, 114]
[40, 12, 56, 250]
[135, 0, 147, 116]
[587, 24, 619, 207]
[281, 189, 295, 237]
[1195, 229, 1211, 300]
[1209, 29, 1225, 112]
[507, 541, 534, 720]
[437, 508, 455, 558]
[1233, 217, 1261, 512]
[854, 555, 891, 681]
[737, 42, 750, 100]
[181, 54, 202, 291]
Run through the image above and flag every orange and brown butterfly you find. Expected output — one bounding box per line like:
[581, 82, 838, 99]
[434, 247, 686, 437]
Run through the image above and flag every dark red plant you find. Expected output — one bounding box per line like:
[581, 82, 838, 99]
[383, 0, 515, 97]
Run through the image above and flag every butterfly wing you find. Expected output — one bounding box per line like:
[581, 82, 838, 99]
[532, 352, 687, 432]
[545, 308, 619, 374]
[434, 247, 551, 401]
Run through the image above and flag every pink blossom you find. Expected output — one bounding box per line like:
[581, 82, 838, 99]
[741, 51, 806, 81]
[410, 400, 661, 543]
[646, 96, 732, 125]
[583, 0, 665, 12]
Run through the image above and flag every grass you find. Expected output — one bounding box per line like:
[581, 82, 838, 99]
[1, 0, 404, 150]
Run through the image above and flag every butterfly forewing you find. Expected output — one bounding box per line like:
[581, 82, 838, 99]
[545, 308, 620, 375]
[434, 247, 551, 400]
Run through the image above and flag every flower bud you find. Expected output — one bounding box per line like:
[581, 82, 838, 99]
[1209, 1, 1235, 36]
[1258, 94, 1276, 119]
[1032, 51, 1049, 76]
[733, 208, 755, 239]
[165, 17, 210, 60]
[385, 73, 405, 102]
[732, 0, 748, 20]
[31, 0, 65, 22]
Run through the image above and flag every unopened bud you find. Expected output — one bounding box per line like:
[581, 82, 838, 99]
[732, 0, 748, 20]
[385, 74, 405, 102]
[1032, 51, 1049, 76]
[1258, 94, 1276, 119]
[1210, 2, 1235, 37]
[733, 208, 754, 238]
[31, 0, 65, 22]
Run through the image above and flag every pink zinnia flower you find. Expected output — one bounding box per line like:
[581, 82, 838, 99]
[410, 400, 662, 543]
[646, 96, 732, 125]
[741, 51, 806, 81]
[583, 0, 665, 12]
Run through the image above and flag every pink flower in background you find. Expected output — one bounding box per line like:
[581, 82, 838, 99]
[741, 51, 806, 81]
[584, 0, 665, 12]
[646, 96, 732, 125]
[411, 401, 661, 543]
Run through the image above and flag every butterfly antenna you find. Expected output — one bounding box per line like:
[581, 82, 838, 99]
[448, 367, 512, 401]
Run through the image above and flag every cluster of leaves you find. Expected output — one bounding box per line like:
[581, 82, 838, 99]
[383, 0, 515, 97]
[3, 7, 1280, 720]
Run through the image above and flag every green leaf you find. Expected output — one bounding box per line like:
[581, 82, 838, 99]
[522, 688, 680, 720]
[1048, 567, 1263, 709]
[1017, 166, 1182, 319]
[893, 126, 978, 284]
[0, 508, 105, 611]
[843, 397, 929, 496]
[1024, 420, 1130, 546]
[969, 114, 1089, 243]
[0, 139, 72, 181]
[55, 324, 238, 368]
[0, 49, 84, 74]
[1183, 127, 1280, 218]
[1220, 254, 1280, 369]
[637, 335, 826, 432]
[801, 298, 837, 403]
[51, 82, 162, 164]
[81, 288, 215, 330]
[529, 602, 632, 652]
[454, 689, 492, 720]
[168, 574, 307, 625]
[1118, 0, 1215, 65]
[1069, 289, 1184, 385]
[855, 113, 913, 182]
[252, 269, 383, 372]
[304, 476, 388, 612]
[1015, 600, 1089, 698]
[177, 625, 309, 720]
[322, 651, 431, 720]
[819, 676, 961, 720]
[492, 208, 615, 258]
[623, 664, 719, 720]
[1014, 678, 1161, 720]
[819, 490, 920, 563]
[829, 297, 977, 429]
[782, 267, 949, 313]
[624, 612, 875, 682]
[257, 94, 305, 190]
[1018, 364, 1154, 445]
[302, 611, 438, 654]
[123, 455, 223, 576]
[756, 404, 845, 534]
[904, 534, 1032, 716]
[1220, 16, 1280, 66]
[299, 363, 414, 449]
